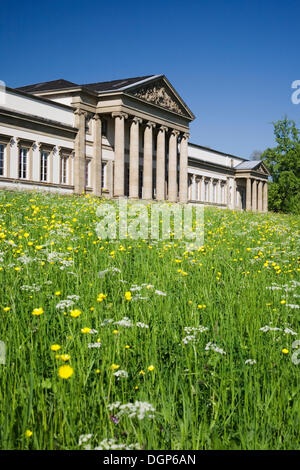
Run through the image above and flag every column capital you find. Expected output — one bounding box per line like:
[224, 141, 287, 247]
[145, 120, 156, 129]
[130, 116, 143, 125]
[181, 132, 190, 140]
[170, 129, 180, 137]
[158, 125, 168, 133]
[112, 111, 128, 120]
[93, 113, 100, 120]
[74, 108, 87, 117]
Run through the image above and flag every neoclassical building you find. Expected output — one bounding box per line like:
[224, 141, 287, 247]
[0, 75, 269, 210]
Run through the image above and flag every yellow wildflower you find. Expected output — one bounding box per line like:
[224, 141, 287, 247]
[58, 365, 74, 379]
[70, 309, 82, 318]
[81, 327, 91, 334]
[32, 307, 44, 316]
[125, 291, 132, 301]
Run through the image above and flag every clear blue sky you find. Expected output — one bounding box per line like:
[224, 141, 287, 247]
[1, 0, 299, 159]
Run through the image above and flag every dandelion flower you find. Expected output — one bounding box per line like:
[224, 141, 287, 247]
[60, 354, 71, 362]
[282, 348, 289, 354]
[97, 293, 107, 302]
[70, 309, 82, 318]
[148, 365, 155, 372]
[50, 344, 61, 352]
[110, 364, 120, 371]
[125, 291, 132, 301]
[81, 327, 91, 334]
[25, 430, 33, 437]
[32, 307, 44, 316]
[58, 364, 74, 379]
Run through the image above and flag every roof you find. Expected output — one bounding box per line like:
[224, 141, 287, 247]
[16, 75, 158, 94]
[15, 74, 194, 120]
[17, 79, 78, 93]
[234, 160, 263, 170]
[82, 75, 157, 92]
[189, 142, 248, 161]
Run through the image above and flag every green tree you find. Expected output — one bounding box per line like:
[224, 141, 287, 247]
[261, 117, 300, 213]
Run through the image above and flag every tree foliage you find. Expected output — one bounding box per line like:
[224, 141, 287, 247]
[261, 117, 300, 213]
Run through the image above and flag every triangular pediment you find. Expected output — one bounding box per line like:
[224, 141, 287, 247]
[126, 76, 194, 120]
[255, 162, 270, 175]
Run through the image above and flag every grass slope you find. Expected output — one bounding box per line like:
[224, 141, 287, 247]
[0, 190, 299, 450]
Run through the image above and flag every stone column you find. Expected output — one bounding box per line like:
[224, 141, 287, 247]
[28, 146, 33, 181]
[232, 179, 236, 209]
[263, 181, 268, 212]
[156, 125, 168, 201]
[74, 108, 86, 194]
[107, 160, 114, 197]
[257, 181, 263, 212]
[208, 178, 213, 203]
[143, 121, 156, 200]
[217, 180, 222, 204]
[112, 112, 128, 197]
[251, 179, 257, 211]
[68, 153, 73, 185]
[179, 132, 189, 203]
[191, 174, 196, 200]
[168, 130, 179, 202]
[129, 117, 142, 198]
[246, 177, 252, 211]
[198, 176, 203, 201]
[92, 113, 102, 196]
[197, 177, 202, 201]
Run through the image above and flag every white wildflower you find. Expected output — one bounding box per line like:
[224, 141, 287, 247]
[94, 438, 140, 451]
[284, 327, 297, 335]
[107, 401, 155, 420]
[113, 370, 128, 379]
[114, 317, 133, 327]
[136, 322, 149, 328]
[155, 290, 167, 296]
[87, 342, 101, 349]
[259, 325, 282, 332]
[205, 342, 226, 355]
[56, 299, 75, 310]
[78, 434, 93, 446]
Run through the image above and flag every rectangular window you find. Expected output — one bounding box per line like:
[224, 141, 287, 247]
[102, 119, 108, 137]
[60, 156, 68, 184]
[85, 160, 91, 187]
[101, 161, 107, 190]
[40, 151, 49, 182]
[0, 144, 4, 176]
[19, 147, 28, 179]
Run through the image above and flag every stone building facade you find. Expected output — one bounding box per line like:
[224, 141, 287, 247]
[0, 75, 269, 210]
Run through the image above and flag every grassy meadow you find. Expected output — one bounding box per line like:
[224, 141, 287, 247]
[0, 190, 299, 450]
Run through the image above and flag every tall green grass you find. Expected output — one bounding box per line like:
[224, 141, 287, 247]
[0, 190, 299, 450]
